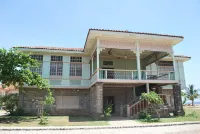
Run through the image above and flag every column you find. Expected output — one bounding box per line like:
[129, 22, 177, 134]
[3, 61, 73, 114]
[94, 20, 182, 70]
[173, 84, 185, 116]
[136, 41, 141, 80]
[95, 83, 103, 114]
[171, 46, 177, 80]
[146, 83, 150, 93]
[91, 56, 94, 74]
[96, 39, 100, 79]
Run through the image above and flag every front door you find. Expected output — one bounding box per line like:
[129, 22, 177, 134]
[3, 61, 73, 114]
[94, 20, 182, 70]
[103, 96, 115, 113]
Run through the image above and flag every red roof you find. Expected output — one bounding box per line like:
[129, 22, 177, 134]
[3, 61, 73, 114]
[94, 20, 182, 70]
[14, 46, 84, 52]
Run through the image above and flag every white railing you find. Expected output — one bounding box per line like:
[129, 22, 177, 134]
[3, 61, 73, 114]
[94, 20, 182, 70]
[127, 94, 173, 118]
[95, 69, 175, 80]
[141, 70, 175, 80]
[98, 69, 138, 80]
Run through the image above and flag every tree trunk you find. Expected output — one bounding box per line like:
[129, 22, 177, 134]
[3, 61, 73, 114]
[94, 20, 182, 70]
[192, 100, 194, 106]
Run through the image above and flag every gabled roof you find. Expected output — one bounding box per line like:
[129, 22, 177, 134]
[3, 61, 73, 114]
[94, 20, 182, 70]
[88, 28, 184, 38]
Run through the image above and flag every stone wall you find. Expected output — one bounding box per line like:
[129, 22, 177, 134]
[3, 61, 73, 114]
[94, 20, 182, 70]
[19, 88, 90, 116]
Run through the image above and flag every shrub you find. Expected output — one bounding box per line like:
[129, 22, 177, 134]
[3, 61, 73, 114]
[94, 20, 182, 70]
[103, 104, 113, 120]
[0, 94, 19, 115]
[39, 116, 48, 125]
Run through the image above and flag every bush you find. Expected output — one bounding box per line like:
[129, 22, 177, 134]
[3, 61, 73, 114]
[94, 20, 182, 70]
[0, 94, 19, 115]
[103, 104, 113, 120]
[39, 116, 48, 125]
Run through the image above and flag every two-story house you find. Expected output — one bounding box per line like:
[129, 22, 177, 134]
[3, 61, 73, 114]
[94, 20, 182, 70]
[16, 29, 190, 118]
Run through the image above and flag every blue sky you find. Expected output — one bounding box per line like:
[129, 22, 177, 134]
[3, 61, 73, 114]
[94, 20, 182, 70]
[0, 0, 200, 89]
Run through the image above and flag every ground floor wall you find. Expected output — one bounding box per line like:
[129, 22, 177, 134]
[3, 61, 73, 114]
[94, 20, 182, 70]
[19, 84, 183, 117]
[19, 88, 90, 116]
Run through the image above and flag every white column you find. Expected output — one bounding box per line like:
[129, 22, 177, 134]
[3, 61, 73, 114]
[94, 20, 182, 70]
[91, 56, 94, 74]
[97, 39, 100, 79]
[136, 41, 141, 80]
[146, 83, 150, 93]
[171, 48, 177, 80]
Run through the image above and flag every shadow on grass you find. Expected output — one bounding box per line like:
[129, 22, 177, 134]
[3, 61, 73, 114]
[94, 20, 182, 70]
[0, 116, 38, 124]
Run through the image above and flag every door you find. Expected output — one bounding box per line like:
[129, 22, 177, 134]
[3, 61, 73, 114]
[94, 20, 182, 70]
[103, 96, 115, 113]
[102, 68, 114, 79]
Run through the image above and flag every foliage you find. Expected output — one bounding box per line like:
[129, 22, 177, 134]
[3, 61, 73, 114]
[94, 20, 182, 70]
[185, 85, 199, 106]
[181, 91, 187, 104]
[0, 48, 54, 105]
[141, 91, 164, 119]
[186, 111, 198, 118]
[103, 104, 113, 119]
[0, 48, 55, 124]
[141, 91, 163, 105]
[39, 116, 48, 125]
[0, 94, 19, 115]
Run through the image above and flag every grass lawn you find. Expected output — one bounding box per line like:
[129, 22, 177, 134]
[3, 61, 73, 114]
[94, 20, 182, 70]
[0, 116, 108, 127]
[138, 106, 200, 123]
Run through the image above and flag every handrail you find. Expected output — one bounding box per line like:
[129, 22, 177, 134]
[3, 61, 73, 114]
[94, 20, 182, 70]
[99, 69, 138, 71]
[129, 98, 143, 109]
[123, 96, 140, 108]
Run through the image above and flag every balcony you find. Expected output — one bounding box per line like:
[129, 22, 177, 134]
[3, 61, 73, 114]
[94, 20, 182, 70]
[90, 69, 176, 86]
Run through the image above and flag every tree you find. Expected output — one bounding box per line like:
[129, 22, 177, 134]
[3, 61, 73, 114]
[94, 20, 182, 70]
[141, 91, 164, 119]
[0, 48, 54, 113]
[181, 91, 187, 105]
[185, 85, 198, 106]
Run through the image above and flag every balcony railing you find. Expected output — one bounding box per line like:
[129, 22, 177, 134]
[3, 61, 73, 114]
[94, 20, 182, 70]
[99, 69, 138, 80]
[141, 70, 175, 80]
[89, 69, 176, 85]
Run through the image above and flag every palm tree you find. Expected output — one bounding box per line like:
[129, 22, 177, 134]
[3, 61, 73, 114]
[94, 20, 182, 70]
[185, 85, 199, 106]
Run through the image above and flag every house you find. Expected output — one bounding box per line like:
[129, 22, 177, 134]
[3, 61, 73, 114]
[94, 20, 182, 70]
[15, 29, 190, 118]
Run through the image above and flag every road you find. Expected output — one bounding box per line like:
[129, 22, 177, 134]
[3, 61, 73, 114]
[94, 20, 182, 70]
[1, 124, 200, 134]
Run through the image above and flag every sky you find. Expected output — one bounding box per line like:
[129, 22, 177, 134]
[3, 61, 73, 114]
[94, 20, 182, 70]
[0, 0, 200, 89]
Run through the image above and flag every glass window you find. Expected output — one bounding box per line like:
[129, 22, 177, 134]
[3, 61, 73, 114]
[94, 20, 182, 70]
[30, 55, 43, 75]
[50, 56, 63, 76]
[70, 57, 82, 77]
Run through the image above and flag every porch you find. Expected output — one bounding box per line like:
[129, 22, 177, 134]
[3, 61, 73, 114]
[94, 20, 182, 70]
[90, 83, 175, 117]
[89, 47, 177, 86]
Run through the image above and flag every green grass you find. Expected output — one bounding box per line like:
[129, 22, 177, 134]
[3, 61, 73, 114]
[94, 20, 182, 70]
[137, 106, 200, 123]
[0, 116, 108, 127]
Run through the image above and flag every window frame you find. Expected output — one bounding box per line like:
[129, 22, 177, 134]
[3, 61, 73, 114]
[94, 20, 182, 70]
[30, 55, 43, 75]
[50, 56, 63, 77]
[70, 57, 82, 78]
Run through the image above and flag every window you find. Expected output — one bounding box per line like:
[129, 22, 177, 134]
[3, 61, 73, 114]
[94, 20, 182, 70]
[50, 56, 63, 76]
[158, 61, 174, 71]
[70, 57, 82, 77]
[30, 55, 43, 75]
[103, 61, 113, 66]
[56, 96, 79, 109]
